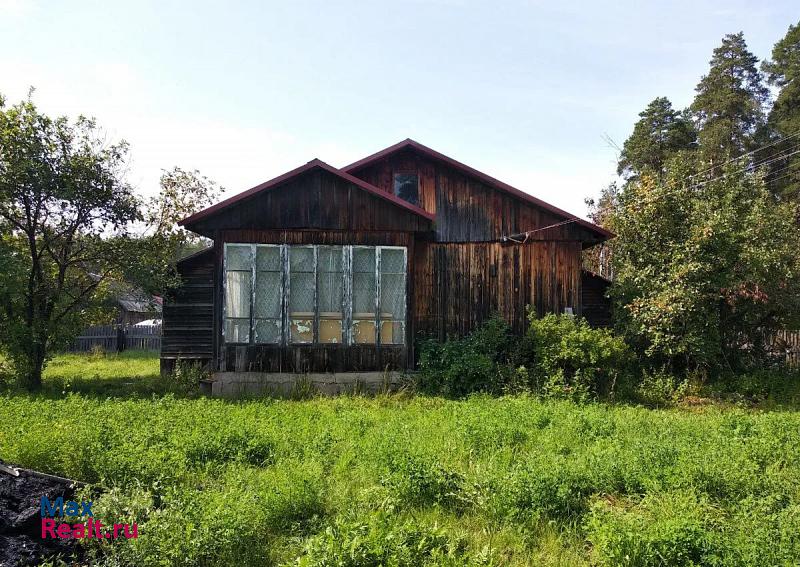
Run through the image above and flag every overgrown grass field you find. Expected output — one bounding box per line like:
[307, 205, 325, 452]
[1, 352, 800, 565]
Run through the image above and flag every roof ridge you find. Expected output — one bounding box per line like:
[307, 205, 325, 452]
[179, 158, 434, 228]
[342, 139, 613, 240]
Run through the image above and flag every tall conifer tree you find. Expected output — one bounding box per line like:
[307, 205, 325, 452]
[691, 32, 769, 167]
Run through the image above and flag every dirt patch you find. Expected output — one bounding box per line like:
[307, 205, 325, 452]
[0, 466, 84, 566]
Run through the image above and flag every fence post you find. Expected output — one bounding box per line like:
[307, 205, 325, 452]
[116, 325, 126, 353]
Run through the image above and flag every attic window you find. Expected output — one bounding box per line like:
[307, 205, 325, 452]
[393, 173, 419, 206]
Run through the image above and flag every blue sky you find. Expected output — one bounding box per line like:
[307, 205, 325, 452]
[1, 0, 797, 218]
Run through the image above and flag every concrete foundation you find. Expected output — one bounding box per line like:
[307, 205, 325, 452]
[209, 371, 408, 398]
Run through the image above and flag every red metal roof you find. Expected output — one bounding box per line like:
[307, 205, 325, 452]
[343, 138, 613, 239]
[179, 158, 436, 227]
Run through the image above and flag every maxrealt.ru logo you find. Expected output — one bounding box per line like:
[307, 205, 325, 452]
[40, 496, 138, 540]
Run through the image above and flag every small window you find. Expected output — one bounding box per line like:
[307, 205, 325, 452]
[393, 173, 419, 206]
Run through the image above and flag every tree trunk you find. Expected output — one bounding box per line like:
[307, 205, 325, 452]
[23, 342, 46, 390]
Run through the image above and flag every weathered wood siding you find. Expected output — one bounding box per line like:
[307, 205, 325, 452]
[161, 249, 214, 372]
[349, 148, 602, 244]
[189, 167, 431, 236]
[163, 146, 608, 375]
[414, 240, 582, 337]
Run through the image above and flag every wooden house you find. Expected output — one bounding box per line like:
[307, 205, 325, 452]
[160, 139, 612, 387]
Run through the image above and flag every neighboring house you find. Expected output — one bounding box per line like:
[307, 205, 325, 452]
[113, 291, 162, 325]
[160, 139, 612, 378]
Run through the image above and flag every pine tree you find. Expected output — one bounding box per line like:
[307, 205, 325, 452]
[617, 97, 696, 179]
[762, 21, 800, 201]
[691, 32, 769, 168]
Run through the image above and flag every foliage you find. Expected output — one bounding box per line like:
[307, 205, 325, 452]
[762, 20, 800, 201]
[3, 355, 800, 565]
[417, 315, 631, 401]
[0, 94, 222, 389]
[607, 154, 800, 372]
[171, 358, 210, 391]
[691, 32, 770, 166]
[416, 316, 514, 396]
[586, 492, 721, 566]
[617, 97, 696, 179]
[517, 313, 632, 400]
[0, 94, 140, 388]
[131, 167, 222, 295]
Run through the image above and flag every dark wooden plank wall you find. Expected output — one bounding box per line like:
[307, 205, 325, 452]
[581, 271, 612, 328]
[414, 241, 582, 337]
[161, 250, 214, 369]
[215, 230, 416, 372]
[189, 167, 431, 236]
[349, 149, 603, 244]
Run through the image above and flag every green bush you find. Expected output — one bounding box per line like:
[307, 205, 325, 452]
[417, 314, 632, 400]
[517, 313, 632, 400]
[416, 316, 513, 396]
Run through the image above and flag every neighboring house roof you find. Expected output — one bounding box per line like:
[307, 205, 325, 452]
[180, 158, 435, 228]
[117, 291, 162, 314]
[176, 246, 214, 265]
[343, 138, 613, 240]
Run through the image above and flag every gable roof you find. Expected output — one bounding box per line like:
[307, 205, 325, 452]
[343, 138, 613, 239]
[179, 158, 435, 228]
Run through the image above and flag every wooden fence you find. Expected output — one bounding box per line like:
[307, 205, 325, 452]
[70, 324, 161, 353]
[772, 330, 800, 367]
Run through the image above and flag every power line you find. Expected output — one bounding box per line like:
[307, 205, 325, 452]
[685, 130, 800, 182]
[500, 131, 800, 244]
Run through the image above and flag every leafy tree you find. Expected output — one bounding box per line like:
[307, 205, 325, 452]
[762, 21, 800, 201]
[691, 32, 769, 167]
[608, 154, 800, 372]
[0, 95, 140, 388]
[128, 167, 222, 295]
[0, 94, 221, 388]
[617, 97, 696, 179]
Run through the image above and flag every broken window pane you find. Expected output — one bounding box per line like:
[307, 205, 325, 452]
[393, 173, 419, 206]
[291, 319, 313, 343]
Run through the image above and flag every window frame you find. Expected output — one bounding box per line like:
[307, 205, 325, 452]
[392, 172, 420, 206]
[222, 243, 406, 347]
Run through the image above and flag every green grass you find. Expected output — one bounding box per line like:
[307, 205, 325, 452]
[2, 352, 800, 565]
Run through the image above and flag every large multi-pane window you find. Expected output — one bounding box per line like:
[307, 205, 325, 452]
[223, 244, 406, 346]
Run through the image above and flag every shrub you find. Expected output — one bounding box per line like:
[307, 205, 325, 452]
[634, 368, 691, 406]
[416, 316, 513, 397]
[172, 359, 210, 391]
[517, 313, 632, 400]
